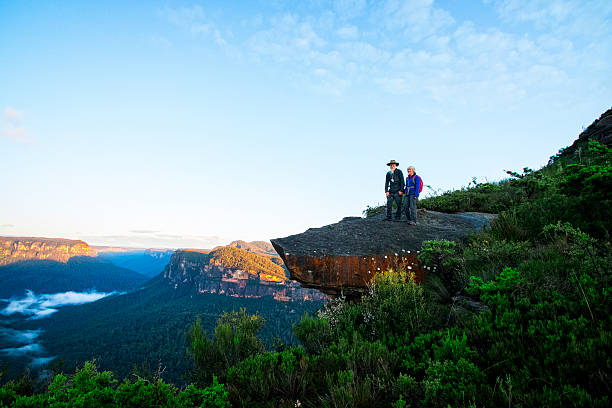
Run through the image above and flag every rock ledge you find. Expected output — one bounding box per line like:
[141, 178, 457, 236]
[271, 210, 495, 298]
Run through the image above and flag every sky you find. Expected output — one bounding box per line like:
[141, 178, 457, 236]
[1, 0, 611, 249]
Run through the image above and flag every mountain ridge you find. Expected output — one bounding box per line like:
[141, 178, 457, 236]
[0, 236, 97, 266]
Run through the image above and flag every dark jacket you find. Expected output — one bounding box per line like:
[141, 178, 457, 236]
[405, 174, 422, 197]
[385, 169, 405, 193]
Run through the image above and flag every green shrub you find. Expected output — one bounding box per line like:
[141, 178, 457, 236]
[360, 270, 440, 341]
[319, 369, 388, 408]
[1, 361, 230, 408]
[186, 309, 265, 385]
[423, 358, 486, 408]
[226, 347, 310, 408]
[293, 313, 333, 355]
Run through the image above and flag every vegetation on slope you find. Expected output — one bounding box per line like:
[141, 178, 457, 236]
[180, 138, 609, 407]
[208, 246, 286, 279]
[0, 256, 147, 298]
[2, 131, 610, 406]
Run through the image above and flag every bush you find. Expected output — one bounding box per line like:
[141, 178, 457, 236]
[0, 361, 230, 408]
[293, 313, 333, 355]
[226, 347, 310, 408]
[360, 270, 441, 341]
[186, 309, 265, 385]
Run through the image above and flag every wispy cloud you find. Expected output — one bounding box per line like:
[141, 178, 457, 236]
[0, 343, 43, 357]
[1, 290, 121, 319]
[156, 0, 611, 108]
[149, 34, 172, 49]
[0, 327, 54, 365]
[0, 328, 41, 344]
[160, 5, 211, 34]
[5, 107, 24, 122]
[79, 233, 225, 249]
[2, 106, 32, 144]
[0, 223, 15, 228]
[336, 25, 359, 39]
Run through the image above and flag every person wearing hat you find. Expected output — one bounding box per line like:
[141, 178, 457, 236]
[384, 160, 405, 221]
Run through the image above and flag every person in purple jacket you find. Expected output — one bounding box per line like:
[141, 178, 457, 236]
[404, 166, 422, 225]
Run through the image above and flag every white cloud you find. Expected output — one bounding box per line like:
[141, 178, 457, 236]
[5, 106, 24, 122]
[1, 290, 121, 319]
[0, 343, 43, 357]
[379, 0, 455, 41]
[150, 35, 172, 49]
[2, 106, 32, 144]
[333, 0, 367, 19]
[2, 126, 29, 143]
[488, 0, 580, 28]
[0, 328, 41, 344]
[79, 233, 224, 249]
[337, 25, 359, 39]
[157, 1, 610, 106]
[161, 5, 210, 34]
[488, 0, 612, 39]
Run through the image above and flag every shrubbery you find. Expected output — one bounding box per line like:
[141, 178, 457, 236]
[0, 361, 229, 408]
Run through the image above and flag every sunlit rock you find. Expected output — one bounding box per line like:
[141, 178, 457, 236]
[0, 237, 97, 266]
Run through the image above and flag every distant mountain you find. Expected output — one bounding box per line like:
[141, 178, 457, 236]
[22, 276, 323, 385]
[0, 236, 97, 266]
[162, 248, 325, 301]
[0, 256, 148, 298]
[226, 240, 277, 256]
[97, 249, 174, 278]
[12, 246, 326, 385]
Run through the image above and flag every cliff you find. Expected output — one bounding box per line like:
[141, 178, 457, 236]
[271, 210, 496, 298]
[162, 248, 326, 302]
[0, 236, 97, 266]
[578, 108, 612, 146]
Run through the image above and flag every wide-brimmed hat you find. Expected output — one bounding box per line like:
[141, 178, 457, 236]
[387, 160, 400, 166]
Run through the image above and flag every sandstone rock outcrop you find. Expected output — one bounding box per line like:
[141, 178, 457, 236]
[0, 236, 97, 266]
[162, 249, 327, 302]
[271, 210, 496, 298]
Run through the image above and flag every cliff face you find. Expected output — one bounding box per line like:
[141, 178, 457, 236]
[162, 249, 326, 302]
[578, 108, 612, 146]
[271, 210, 496, 298]
[0, 236, 97, 266]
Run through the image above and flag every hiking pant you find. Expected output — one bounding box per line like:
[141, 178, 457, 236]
[405, 195, 418, 222]
[386, 192, 403, 219]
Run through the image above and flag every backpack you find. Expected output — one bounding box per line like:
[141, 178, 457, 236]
[408, 174, 424, 193]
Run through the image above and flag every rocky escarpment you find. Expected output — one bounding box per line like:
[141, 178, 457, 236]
[578, 108, 612, 146]
[271, 210, 496, 298]
[163, 249, 326, 302]
[0, 236, 97, 266]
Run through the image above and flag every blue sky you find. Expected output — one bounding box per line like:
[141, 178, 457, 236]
[1, 0, 611, 248]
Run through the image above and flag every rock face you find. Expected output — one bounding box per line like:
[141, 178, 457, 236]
[271, 210, 496, 298]
[162, 249, 327, 302]
[578, 108, 612, 146]
[0, 236, 97, 266]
